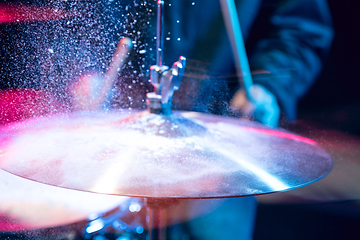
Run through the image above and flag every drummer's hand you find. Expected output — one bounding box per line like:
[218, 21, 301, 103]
[230, 84, 280, 128]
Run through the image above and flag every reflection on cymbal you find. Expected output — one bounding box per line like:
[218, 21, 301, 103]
[0, 110, 332, 199]
[0, 169, 127, 231]
[258, 120, 360, 203]
[0, 3, 78, 24]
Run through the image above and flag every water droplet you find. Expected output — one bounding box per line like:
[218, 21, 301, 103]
[177, 38, 181, 41]
[129, 203, 141, 212]
[136, 226, 144, 234]
[166, 37, 170, 41]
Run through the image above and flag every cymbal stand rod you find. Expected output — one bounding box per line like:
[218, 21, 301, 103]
[147, 1, 185, 115]
[220, 0, 253, 101]
[145, 198, 168, 240]
[156, 0, 164, 67]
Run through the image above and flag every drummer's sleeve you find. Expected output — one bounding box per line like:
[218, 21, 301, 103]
[248, 0, 334, 120]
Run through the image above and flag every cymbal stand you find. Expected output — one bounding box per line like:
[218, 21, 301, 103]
[84, 199, 144, 239]
[85, 1, 186, 239]
[146, 1, 186, 116]
[156, 0, 164, 67]
[144, 198, 169, 240]
[144, 2, 187, 240]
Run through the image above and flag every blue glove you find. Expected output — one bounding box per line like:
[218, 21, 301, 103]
[230, 84, 280, 128]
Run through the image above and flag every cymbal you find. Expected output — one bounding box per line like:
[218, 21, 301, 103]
[0, 3, 77, 24]
[0, 110, 332, 199]
[258, 120, 360, 203]
[0, 169, 127, 231]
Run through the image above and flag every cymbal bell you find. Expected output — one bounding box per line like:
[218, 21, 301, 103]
[0, 3, 78, 24]
[0, 110, 332, 199]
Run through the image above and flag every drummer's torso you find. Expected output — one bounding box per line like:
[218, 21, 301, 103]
[161, 0, 264, 113]
[162, 0, 263, 69]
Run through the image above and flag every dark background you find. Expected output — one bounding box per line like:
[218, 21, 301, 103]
[255, 1, 360, 239]
[297, 0, 360, 134]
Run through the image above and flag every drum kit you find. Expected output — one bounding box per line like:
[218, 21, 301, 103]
[0, 1, 334, 240]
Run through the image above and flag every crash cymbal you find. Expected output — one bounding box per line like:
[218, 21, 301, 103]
[0, 169, 127, 231]
[0, 110, 332, 199]
[257, 120, 360, 203]
[0, 3, 78, 24]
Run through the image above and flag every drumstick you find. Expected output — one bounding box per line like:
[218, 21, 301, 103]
[96, 37, 133, 109]
[220, 0, 253, 100]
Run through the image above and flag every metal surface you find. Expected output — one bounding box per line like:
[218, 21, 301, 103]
[0, 110, 332, 199]
[161, 56, 187, 105]
[0, 169, 127, 231]
[148, 57, 186, 114]
[258, 120, 360, 203]
[156, 0, 164, 67]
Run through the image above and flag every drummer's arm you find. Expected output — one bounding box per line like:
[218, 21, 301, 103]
[248, 0, 333, 121]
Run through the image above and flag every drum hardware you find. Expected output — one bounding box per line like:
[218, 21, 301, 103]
[146, 56, 186, 115]
[146, 0, 186, 116]
[84, 199, 144, 239]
